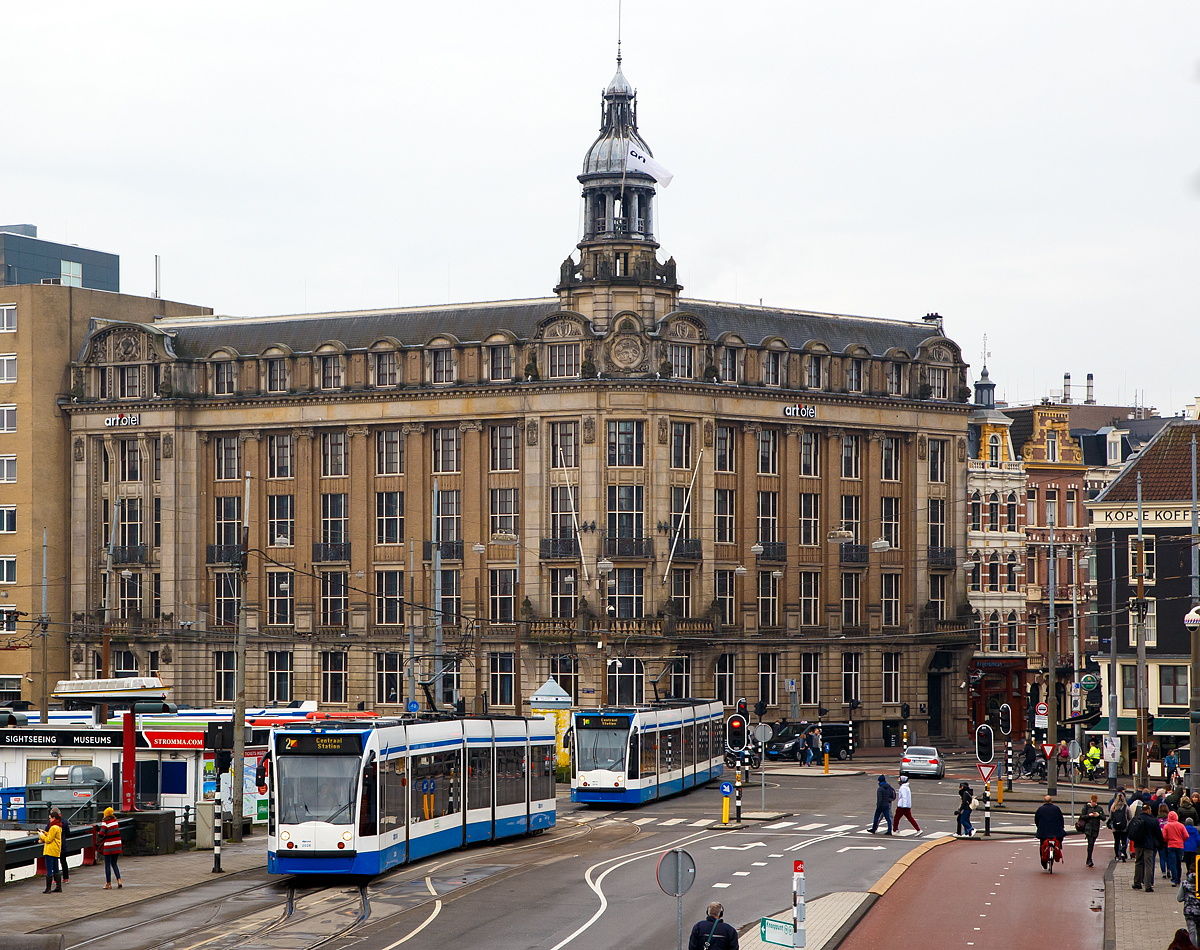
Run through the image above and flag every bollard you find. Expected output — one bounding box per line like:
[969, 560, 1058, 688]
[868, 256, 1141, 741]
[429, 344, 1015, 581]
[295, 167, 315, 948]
[793, 859, 806, 948]
[735, 752, 743, 824]
[721, 790, 730, 825]
[848, 720, 854, 761]
[212, 791, 224, 873]
[824, 752, 829, 775]
[998, 773, 1004, 805]
[984, 781, 991, 837]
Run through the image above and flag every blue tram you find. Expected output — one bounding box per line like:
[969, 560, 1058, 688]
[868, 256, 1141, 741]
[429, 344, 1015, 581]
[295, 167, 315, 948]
[265, 714, 556, 876]
[569, 699, 724, 804]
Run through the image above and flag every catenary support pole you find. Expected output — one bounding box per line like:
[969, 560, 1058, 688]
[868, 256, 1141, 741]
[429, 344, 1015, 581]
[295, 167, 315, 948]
[1109, 536, 1118, 790]
[1190, 434, 1199, 794]
[232, 473, 251, 843]
[1136, 474, 1148, 790]
[40, 528, 48, 725]
[1072, 545, 1081, 750]
[1048, 517, 1058, 797]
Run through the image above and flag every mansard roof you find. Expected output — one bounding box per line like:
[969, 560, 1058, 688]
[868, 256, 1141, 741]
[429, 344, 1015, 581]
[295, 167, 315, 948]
[153, 296, 949, 362]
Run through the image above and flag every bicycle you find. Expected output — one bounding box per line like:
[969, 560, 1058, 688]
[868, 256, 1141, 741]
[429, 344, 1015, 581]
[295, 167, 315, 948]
[1039, 836, 1063, 872]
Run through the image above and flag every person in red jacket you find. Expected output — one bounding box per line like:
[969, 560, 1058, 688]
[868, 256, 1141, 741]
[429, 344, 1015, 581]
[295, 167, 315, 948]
[1165, 809, 1187, 885]
[97, 806, 123, 889]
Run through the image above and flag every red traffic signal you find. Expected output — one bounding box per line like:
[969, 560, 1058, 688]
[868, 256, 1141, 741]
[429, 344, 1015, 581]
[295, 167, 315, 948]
[727, 714, 748, 752]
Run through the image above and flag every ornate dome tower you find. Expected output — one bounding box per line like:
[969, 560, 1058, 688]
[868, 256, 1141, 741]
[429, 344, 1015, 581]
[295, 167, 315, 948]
[556, 54, 681, 332]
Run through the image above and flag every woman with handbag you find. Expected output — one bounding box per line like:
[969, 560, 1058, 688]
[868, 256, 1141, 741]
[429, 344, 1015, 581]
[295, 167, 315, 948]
[955, 781, 975, 837]
[1077, 794, 1105, 868]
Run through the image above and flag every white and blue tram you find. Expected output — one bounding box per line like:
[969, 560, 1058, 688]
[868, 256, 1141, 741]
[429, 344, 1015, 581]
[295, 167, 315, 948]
[266, 714, 556, 875]
[569, 699, 724, 804]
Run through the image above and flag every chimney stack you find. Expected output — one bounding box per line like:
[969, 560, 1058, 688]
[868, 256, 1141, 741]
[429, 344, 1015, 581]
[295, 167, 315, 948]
[1063, 373, 1071, 404]
[1086, 373, 1095, 405]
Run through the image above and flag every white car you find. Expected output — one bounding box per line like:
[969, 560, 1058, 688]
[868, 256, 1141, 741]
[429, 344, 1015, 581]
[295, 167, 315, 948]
[900, 746, 946, 779]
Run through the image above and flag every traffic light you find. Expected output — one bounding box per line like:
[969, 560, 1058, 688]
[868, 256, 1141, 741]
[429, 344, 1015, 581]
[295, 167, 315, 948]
[754, 700, 767, 719]
[736, 698, 749, 718]
[900, 703, 910, 721]
[727, 714, 748, 752]
[975, 724, 994, 764]
[215, 750, 233, 774]
[254, 760, 269, 792]
[998, 703, 1011, 737]
[1147, 712, 1156, 735]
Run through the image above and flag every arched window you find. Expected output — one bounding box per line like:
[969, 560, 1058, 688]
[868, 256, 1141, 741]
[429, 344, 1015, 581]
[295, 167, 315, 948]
[969, 557, 982, 592]
[1007, 554, 1018, 592]
[988, 492, 1000, 531]
[1006, 611, 1019, 650]
[1006, 492, 1018, 531]
[989, 611, 1001, 651]
[989, 433, 1001, 464]
[970, 492, 981, 532]
[988, 553, 1000, 592]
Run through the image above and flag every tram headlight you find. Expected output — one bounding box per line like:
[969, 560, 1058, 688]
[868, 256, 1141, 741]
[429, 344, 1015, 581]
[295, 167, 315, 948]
[342, 831, 353, 841]
[280, 831, 291, 841]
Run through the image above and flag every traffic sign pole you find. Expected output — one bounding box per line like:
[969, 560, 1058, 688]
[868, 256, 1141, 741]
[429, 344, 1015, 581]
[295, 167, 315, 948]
[984, 781, 991, 837]
[794, 860, 805, 948]
[736, 752, 743, 824]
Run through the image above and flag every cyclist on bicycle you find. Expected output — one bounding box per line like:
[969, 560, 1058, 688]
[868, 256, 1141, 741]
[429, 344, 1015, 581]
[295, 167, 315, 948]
[1084, 741, 1103, 779]
[1022, 736, 1037, 777]
[1035, 794, 1066, 869]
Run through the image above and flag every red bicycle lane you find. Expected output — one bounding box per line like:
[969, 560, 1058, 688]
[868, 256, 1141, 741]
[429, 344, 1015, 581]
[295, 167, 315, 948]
[840, 838, 1105, 950]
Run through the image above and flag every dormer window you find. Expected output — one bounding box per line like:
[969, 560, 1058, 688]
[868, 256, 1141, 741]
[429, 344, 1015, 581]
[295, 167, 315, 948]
[764, 351, 783, 387]
[720, 348, 737, 382]
[213, 361, 236, 396]
[548, 343, 580, 379]
[668, 344, 693, 379]
[118, 365, 140, 399]
[806, 356, 822, 389]
[989, 434, 1000, 464]
[928, 367, 949, 400]
[490, 346, 513, 381]
[1046, 429, 1058, 463]
[432, 349, 454, 384]
[846, 358, 864, 393]
[265, 359, 287, 393]
[1107, 433, 1121, 465]
[373, 351, 398, 388]
[886, 363, 903, 396]
[320, 356, 342, 390]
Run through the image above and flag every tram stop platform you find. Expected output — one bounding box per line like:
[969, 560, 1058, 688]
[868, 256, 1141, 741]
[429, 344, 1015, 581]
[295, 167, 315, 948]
[0, 836, 269, 940]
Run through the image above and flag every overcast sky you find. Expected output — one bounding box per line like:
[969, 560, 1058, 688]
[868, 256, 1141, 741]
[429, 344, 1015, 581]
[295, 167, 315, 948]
[6, 2, 1198, 414]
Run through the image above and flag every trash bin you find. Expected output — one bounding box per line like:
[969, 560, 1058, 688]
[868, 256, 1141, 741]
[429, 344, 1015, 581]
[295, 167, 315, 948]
[195, 801, 215, 850]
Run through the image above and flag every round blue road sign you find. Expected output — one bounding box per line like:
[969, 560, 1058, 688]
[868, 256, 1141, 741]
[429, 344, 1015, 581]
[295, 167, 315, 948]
[407, 700, 420, 713]
[720, 781, 733, 796]
[824, 742, 830, 752]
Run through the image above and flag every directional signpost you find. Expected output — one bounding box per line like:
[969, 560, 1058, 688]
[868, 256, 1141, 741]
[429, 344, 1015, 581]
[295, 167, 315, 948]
[657, 848, 696, 950]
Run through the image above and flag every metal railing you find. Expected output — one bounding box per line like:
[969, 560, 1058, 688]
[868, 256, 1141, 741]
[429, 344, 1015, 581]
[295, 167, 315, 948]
[928, 546, 958, 569]
[313, 542, 352, 563]
[756, 541, 787, 561]
[206, 544, 241, 565]
[669, 539, 703, 560]
[603, 537, 654, 558]
[111, 545, 149, 565]
[839, 544, 869, 565]
[423, 540, 464, 561]
[539, 538, 580, 559]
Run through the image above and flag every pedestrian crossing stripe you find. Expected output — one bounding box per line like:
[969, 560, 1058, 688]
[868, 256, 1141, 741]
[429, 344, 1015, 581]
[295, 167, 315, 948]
[826, 824, 857, 833]
[763, 821, 796, 829]
[794, 822, 826, 831]
[660, 818, 687, 826]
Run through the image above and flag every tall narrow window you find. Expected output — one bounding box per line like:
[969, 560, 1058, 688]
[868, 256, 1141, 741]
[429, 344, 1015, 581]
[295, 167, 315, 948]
[613, 568, 644, 618]
[798, 493, 820, 546]
[214, 572, 240, 626]
[376, 491, 403, 544]
[550, 422, 579, 467]
[490, 425, 518, 471]
[321, 572, 349, 626]
[715, 489, 735, 544]
[376, 430, 403, 474]
[715, 571, 735, 626]
[929, 439, 947, 483]
[267, 572, 293, 625]
[214, 496, 242, 547]
[806, 355, 822, 389]
[881, 436, 900, 481]
[801, 653, 819, 705]
[800, 432, 820, 477]
[671, 422, 693, 469]
[215, 651, 236, 702]
[1027, 488, 1038, 526]
[432, 350, 454, 383]
[799, 571, 820, 626]
[929, 574, 946, 620]
[764, 351, 783, 387]
[550, 569, 577, 619]
[758, 653, 778, 706]
[757, 491, 779, 544]
[720, 348, 737, 382]
[214, 437, 240, 480]
[886, 363, 902, 395]
[841, 435, 860, 479]
[268, 495, 294, 546]
[267, 433, 294, 479]
[882, 652, 900, 705]
[841, 572, 861, 626]
[970, 492, 981, 531]
[668, 344, 694, 379]
[436, 490, 461, 542]
[490, 488, 519, 536]
[432, 427, 461, 473]
[322, 431, 347, 476]
[758, 429, 779, 475]
[489, 652, 515, 705]
[715, 653, 735, 705]
[373, 351, 397, 387]
[880, 496, 900, 549]
[607, 485, 644, 540]
[550, 654, 579, 702]
[322, 493, 348, 544]
[1045, 489, 1058, 528]
[213, 362, 236, 395]
[376, 652, 401, 704]
[842, 652, 861, 704]
[1064, 489, 1076, 527]
[267, 651, 292, 703]
[321, 651, 347, 703]
[928, 499, 946, 548]
[882, 572, 901, 627]
[1007, 493, 1018, 531]
[670, 487, 692, 541]
[715, 425, 736, 472]
[846, 358, 864, 393]
[375, 570, 403, 624]
[988, 434, 1000, 464]
[490, 569, 516, 622]
[671, 569, 692, 618]
[1045, 429, 1058, 463]
[320, 356, 342, 390]
[607, 421, 644, 467]
[840, 494, 861, 544]
[489, 346, 512, 381]
[988, 492, 1000, 531]
[757, 571, 778, 627]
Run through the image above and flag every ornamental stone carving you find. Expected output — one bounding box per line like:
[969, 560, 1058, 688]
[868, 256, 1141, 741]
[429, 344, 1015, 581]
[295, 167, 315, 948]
[703, 420, 714, 447]
[114, 331, 140, 362]
[347, 425, 369, 438]
[239, 429, 262, 443]
[162, 434, 174, 459]
[930, 345, 951, 362]
[545, 318, 582, 338]
[458, 421, 483, 432]
[957, 437, 967, 462]
[583, 416, 596, 443]
[657, 418, 669, 444]
[526, 420, 539, 446]
[401, 423, 425, 435]
[294, 427, 315, 441]
[917, 434, 927, 460]
[73, 437, 85, 462]
[610, 335, 645, 370]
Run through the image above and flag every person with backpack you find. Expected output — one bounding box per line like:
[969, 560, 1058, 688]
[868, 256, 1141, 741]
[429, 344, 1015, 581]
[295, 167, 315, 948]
[868, 774, 895, 835]
[1109, 791, 1130, 862]
[688, 901, 739, 950]
[1180, 864, 1200, 946]
[1130, 798, 1165, 892]
[956, 781, 975, 837]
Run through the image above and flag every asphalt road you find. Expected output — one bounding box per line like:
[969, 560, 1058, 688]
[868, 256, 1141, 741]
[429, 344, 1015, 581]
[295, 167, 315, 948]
[46, 749, 1063, 950]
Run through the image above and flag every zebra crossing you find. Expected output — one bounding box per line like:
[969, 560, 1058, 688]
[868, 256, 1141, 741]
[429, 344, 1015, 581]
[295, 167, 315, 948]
[585, 813, 955, 838]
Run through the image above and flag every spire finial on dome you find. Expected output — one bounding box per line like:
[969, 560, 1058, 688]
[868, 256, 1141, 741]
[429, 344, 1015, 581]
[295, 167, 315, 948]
[617, 0, 622, 64]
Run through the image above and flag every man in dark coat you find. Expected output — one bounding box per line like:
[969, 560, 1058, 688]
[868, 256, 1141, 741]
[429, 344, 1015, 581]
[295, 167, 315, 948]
[688, 901, 739, 950]
[869, 774, 895, 835]
[1129, 800, 1165, 892]
[1035, 795, 1066, 868]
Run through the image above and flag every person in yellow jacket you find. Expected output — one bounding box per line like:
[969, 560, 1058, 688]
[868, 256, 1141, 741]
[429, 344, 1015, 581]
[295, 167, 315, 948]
[38, 807, 63, 893]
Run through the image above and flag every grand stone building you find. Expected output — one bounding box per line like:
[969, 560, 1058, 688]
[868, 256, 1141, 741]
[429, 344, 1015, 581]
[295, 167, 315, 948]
[61, 60, 976, 745]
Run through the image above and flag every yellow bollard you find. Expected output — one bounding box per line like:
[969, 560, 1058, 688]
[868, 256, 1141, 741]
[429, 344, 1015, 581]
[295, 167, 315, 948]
[998, 777, 1004, 805]
[824, 753, 829, 775]
[722, 794, 730, 825]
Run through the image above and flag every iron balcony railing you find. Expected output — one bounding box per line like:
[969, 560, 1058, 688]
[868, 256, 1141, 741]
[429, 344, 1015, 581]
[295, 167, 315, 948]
[839, 544, 869, 565]
[668, 539, 703, 560]
[756, 541, 787, 562]
[604, 537, 654, 558]
[111, 545, 149, 565]
[206, 544, 241, 565]
[928, 546, 958, 569]
[423, 540, 464, 561]
[540, 537, 580, 559]
[312, 542, 352, 563]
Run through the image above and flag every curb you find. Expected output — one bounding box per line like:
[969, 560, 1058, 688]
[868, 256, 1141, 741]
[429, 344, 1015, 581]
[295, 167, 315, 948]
[824, 893, 878, 950]
[867, 835, 955, 897]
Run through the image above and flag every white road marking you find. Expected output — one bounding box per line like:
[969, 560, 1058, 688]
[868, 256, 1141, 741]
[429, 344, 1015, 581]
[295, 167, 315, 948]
[689, 820, 714, 827]
[837, 846, 886, 853]
[381, 876, 443, 948]
[711, 842, 767, 851]
[660, 819, 687, 826]
[769, 853, 784, 858]
[733, 871, 751, 876]
[795, 822, 827, 831]
[763, 821, 796, 829]
[924, 832, 952, 839]
[713, 882, 731, 888]
[827, 824, 857, 832]
[752, 862, 768, 866]
[894, 829, 920, 837]
[633, 818, 657, 825]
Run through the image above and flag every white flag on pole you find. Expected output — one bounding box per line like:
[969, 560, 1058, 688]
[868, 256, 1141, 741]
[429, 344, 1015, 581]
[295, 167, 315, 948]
[625, 144, 673, 187]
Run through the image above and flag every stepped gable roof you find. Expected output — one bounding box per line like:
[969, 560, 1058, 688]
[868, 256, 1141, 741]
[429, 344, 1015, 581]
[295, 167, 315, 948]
[1095, 419, 1200, 504]
[155, 297, 944, 361]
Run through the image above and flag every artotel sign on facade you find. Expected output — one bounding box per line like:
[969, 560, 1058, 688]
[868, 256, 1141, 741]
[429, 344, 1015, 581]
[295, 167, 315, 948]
[104, 413, 139, 428]
[783, 404, 817, 419]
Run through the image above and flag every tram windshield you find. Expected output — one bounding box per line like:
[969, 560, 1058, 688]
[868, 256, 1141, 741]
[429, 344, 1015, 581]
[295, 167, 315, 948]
[276, 755, 360, 825]
[577, 728, 628, 773]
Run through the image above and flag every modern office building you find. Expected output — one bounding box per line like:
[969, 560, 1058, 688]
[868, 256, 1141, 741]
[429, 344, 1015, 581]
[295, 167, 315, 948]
[59, 60, 978, 745]
[0, 225, 119, 292]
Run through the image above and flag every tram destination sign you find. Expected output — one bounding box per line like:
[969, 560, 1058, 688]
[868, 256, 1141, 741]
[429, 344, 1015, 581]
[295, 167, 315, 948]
[576, 715, 631, 729]
[276, 733, 363, 755]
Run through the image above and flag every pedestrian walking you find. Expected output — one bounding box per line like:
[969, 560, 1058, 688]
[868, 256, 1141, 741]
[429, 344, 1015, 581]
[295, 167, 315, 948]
[1166, 810, 1188, 885]
[38, 807, 63, 893]
[1056, 740, 1071, 780]
[1077, 794, 1104, 868]
[1179, 866, 1200, 947]
[955, 781, 975, 837]
[894, 775, 920, 832]
[1161, 802, 1174, 877]
[1035, 795, 1065, 868]
[1184, 817, 1199, 872]
[1022, 736, 1036, 778]
[44, 810, 71, 883]
[869, 774, 895, 835]
[1130, 799, 1165, 892]
[687, 901, 739, 950]
[98, 806, 123, 889]
[1109, 792, 1130, 862]
[1168, 927, 1200, 950]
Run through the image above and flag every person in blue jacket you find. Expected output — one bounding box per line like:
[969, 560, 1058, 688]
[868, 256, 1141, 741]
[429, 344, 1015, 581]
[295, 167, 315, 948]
[688, 902, 739, 950]
[868, 774, 895, 835]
